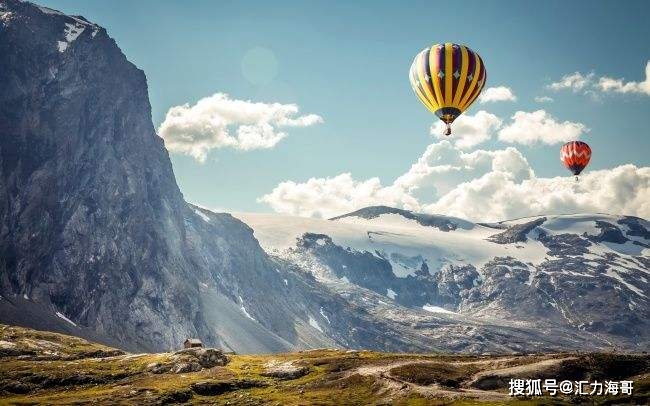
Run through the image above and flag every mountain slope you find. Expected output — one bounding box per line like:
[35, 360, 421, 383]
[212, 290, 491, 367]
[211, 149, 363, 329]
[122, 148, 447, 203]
[235, 207, 650, 351]
[0, 0, 336, 353]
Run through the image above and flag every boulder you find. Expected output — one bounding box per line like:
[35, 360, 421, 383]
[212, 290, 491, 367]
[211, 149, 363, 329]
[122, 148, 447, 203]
[261, 360, 309, 380]
[146, 348, 229, 374]
[173, 348, 229, 368]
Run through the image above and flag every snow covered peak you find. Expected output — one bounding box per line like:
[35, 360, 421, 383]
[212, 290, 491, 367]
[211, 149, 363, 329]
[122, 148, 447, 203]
[36, 5, 65, 16]
[234, 209, 649, 351]
[330, 205, 474, 231]
[1, 0, 103, 52]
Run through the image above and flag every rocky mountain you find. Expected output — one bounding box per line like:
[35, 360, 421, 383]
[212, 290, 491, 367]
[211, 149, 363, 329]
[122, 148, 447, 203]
[236, 208, 650, 352]
[0, 1, 647, 355]
[0, 0, 337, 353]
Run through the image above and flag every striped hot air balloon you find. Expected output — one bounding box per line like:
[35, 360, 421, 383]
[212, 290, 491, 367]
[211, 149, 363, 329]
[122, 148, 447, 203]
[561, 141, 591, 180]
[409, 43, 487, 135]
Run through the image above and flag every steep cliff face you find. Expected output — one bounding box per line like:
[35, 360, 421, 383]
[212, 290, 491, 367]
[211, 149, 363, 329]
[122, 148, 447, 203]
[0, 0, 329, 353]
[0, 0, 217, 350]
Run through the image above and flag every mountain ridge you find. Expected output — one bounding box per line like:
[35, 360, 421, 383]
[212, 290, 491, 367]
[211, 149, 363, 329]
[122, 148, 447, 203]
[236, 209, 649, 352]
[330, 204, 648, 228]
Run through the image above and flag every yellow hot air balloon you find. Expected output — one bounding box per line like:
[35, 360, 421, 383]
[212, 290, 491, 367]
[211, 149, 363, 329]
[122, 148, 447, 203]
[409, 43, 487, 135]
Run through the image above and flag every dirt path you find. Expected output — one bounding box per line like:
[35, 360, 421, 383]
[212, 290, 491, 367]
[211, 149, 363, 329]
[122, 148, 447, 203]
[347, 355, 575, 401]
[349, 358, 510, 400]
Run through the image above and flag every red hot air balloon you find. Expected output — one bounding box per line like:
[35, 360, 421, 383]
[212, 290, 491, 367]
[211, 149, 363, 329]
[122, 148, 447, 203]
[560, 141, 591, 181]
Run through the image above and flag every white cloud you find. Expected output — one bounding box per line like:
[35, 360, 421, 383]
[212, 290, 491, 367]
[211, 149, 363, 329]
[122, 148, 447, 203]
[430, 110, 502, 149]
[257, 173, 417, 219]
[478, 86, 517, 103]
[534, 96, 554, 103]
[548, 61, 650, 97]
[597, 61, 650, 95]
[260, 141, 536, 220]
[394, 141, 533, 198]
[498, 110, 587, 146]
[158, 93, 323, 162]
[547, 72, 595, 92]
[260, 141, 650, 222]
[424, 164, 650, 222]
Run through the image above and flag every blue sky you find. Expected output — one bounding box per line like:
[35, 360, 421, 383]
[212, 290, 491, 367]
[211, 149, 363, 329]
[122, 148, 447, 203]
[40, 0, 650, 219]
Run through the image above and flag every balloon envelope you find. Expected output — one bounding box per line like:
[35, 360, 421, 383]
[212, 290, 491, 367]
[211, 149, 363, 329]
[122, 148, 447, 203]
[561, 141, 591, 176]
[409, 43, 487, 134]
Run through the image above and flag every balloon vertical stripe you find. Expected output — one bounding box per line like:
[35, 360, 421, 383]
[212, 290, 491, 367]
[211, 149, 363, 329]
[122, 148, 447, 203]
[413, 50, 437, 111]
[450, 45, 461, 99]
[460, 54, 485, 111]
[421, 49, 437, 109]
[442, 43, 454, 105]
[453, 45, 469, 106]
[458, 52, 481, 110]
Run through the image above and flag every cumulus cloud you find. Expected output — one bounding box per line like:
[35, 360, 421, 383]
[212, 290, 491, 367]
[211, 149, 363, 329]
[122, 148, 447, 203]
[424, 165, 650, 222]
[158, 93, 323, 162]
[497, 110, 588, 145]
[548, 61, 650, 97]
[430, 110, 502, 149]
[257, 173, 417, 219]
[534, 96, 554, 103]
[478, 86, 517, 103]
[394, 141, 533, 198]
[597, 61, 650, 95]
[259, 141, 650, 222]
[547, 72, 594, 92]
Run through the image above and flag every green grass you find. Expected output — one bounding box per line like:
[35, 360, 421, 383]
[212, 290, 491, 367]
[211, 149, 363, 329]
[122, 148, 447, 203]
[0, 325, 648, 405]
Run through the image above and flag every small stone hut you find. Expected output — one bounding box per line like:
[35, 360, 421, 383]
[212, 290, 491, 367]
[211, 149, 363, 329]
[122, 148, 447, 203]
[183, 338, 203, 349]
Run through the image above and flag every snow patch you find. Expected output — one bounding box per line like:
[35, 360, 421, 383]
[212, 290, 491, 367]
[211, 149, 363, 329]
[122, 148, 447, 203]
[386, 288, 397, 299]
[234, 211, 550, 279]
[538, 215, 602, 237]
[55, 311, 77, 327]
[240, 306, 255, 320]
[23, 294, 29, 300]
[0, 11, 13, 22]
[423, 304, 456, 314]
[319, 307, 330, 324]
[58, 22, 85, 53]
[604, 268, 646, 298]
[238, 296, 256, 321]
[308, 315, 323, 332]
[283, 279, 288, 286]
[194, 209, 211, 223]
[37, 5, 64, 15]
[340, 276, 350, 283]
[602, 240, 646, 256]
